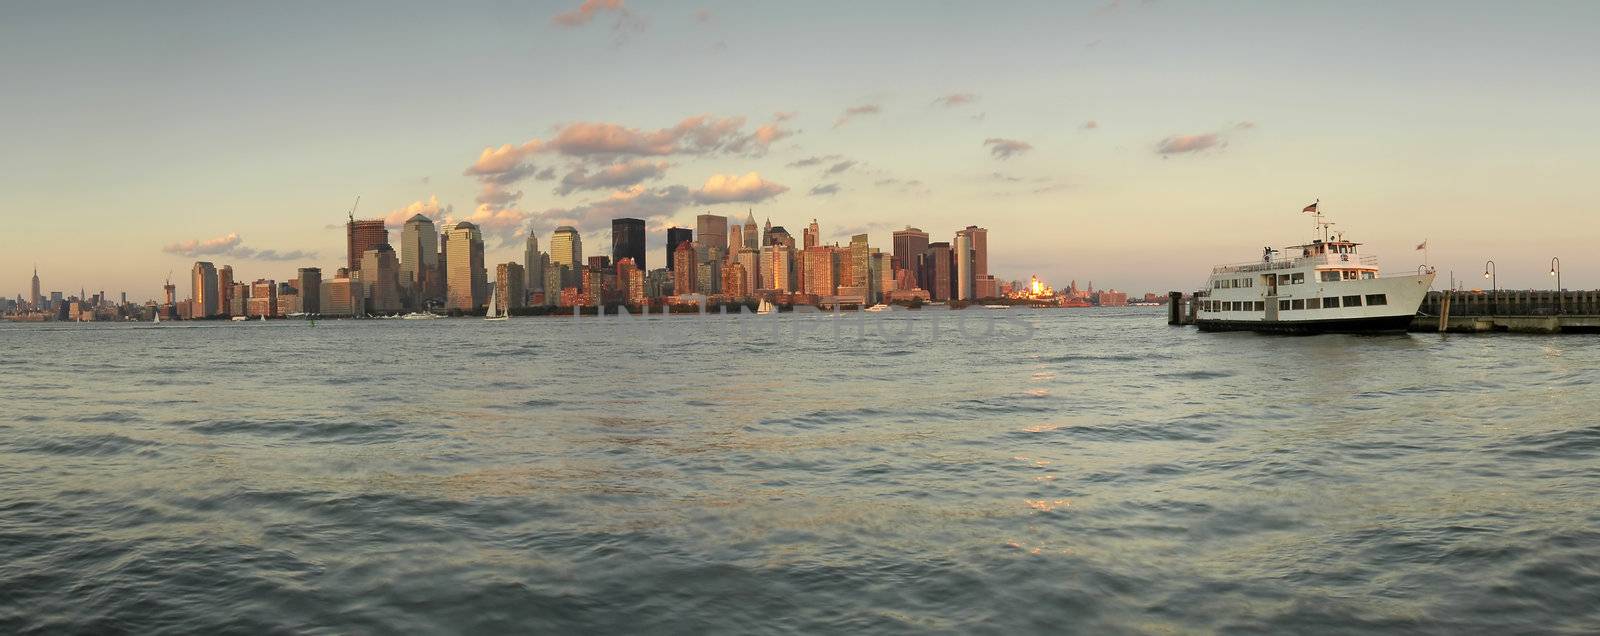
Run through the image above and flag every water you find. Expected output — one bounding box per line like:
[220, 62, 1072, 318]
[2, 308, 1597, 634]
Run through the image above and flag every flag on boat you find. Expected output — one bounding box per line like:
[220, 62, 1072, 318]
[1302, 200, 1319, 214]
[1416, 240, 1428, 251]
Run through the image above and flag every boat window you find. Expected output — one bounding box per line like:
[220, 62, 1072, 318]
[1279, 300, 1290, 310]
[1253, 301, 1263, 311]
[1365, 294, 1387, 306]
[1233, 301, 1243, 311]
[1324, 296, 1340, 308]
[1320, 271, 1340, 282]
[1362, 272, 1375, 279]
[1290, 273, 1305, 284]
[1277, 274, 1290, 285]
[1291, 299, 1305, 310]
[1343, 295, 1362, 307]
[1243, 278, 1252, 288]
[1307, 298, 1322, 310]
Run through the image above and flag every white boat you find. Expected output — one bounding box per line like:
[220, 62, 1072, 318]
[982, 304, 1009, 309]
[231, 316, 248, 322]
[152, 312, 160, 324]
[259, 315, 266, 322]
[1195, 205, 1434, 334]
[402, 311, 441, 320]
[864, 303, 891, 312]
[485, 287, 508, 321]
[756, 298, 775, 314]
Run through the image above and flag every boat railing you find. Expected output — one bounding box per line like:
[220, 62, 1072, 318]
[1212, 259, 1297, 274]
[1213, 253, 1380, 274]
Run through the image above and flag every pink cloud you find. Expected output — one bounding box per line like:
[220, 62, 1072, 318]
[552, 0, 625, 27]
[692, 172, 789, 204]
[383, 195, 454, 228]
[833, 104, 881, 128]
[162, 233, 241, 257]
[932, 93, 978, 108]
[555, 159, 670, 195]
[1156, 133, 1222, 154]
[984, 137, 1034, 160]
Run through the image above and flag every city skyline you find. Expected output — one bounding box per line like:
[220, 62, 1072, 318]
[5, 1, 1599, 296]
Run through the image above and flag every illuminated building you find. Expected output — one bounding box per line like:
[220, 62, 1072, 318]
[248, 279, 278, 318]
[673, 242, 698, 299]
[401, 214, 440, 305]
[190, 261, 218, 318]
[346, 218, 388, 274]
[495, 262, 526, 314]
[216, 265, 233, 317]
[666, 227, 693, 271]
[444, 222, 486, 311]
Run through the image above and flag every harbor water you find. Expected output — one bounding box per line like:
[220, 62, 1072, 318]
[2, 308, 1596, 633]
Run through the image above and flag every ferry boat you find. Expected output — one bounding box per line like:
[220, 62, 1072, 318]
[1196, 206, 1434, 334]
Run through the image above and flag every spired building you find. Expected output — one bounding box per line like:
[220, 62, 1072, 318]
[361, 244, 402, 314]
[444, 222, 486, 311]
[190, 261, 218, 318]
[612, 218, 646, 272]
[523, 233, 543, 297]
[31, 266, 41, 309]
[399, 214, 440, 306]
[346, 217, 389, 275]
[743, 210, 759, 250]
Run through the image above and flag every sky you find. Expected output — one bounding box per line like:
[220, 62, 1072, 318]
[4, 0, 1599, 301]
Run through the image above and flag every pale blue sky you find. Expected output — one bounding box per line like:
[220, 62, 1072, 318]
[4, 0, 1598, 299]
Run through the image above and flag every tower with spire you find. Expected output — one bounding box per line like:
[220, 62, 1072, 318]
[743, 209, 758, 250]
[30, 265, 41, 309]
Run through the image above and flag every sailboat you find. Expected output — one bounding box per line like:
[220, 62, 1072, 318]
[152, 312, 160, 324]
[756, 298, 775, 314]
[485, 287, 509, 321]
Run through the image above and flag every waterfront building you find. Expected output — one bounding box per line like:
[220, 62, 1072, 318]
[695, 214, 728, 255]
[666, 227, 693, 271]
[522, 233, 543, 295]
[645, 268, 670, 298]
[227, 282, 249, 316]
[696, 261, 719, 296]
[954, 232, 976, 300]
[962, 225, 989, 280]
[612, 218, 646, 272]
[346, 218, 388, 274]
[216, 265, 234, 317]
[615, 258, 644, 305]
[848, 235, 871, 296]
[495, 262, 526, 314]
[736, 248, 761, 297]
[400, 214, 440, 305]
[925, 242, 953, 301]
[723, 262, 749, 300]
[190, 261, 218, 318]
[874, 252, 894, 303]
[673, 241, 698, 296]
[276, 282, 300, 316]
[550, 226, 582, 288]
[770, 244, 794, 293]
[362, 244, 402, 314]
[804, 246, 837, 296]
[582, 259, 606, 307]
[542, 265, 566, 306]
[444, 222, 486, 311]
[248, 279, 278, 318]
[297, 268, 321, 314]
[892, 227, 930, 289]
[319, 275, 363, 317]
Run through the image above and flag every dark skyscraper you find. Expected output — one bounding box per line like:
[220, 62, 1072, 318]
[612, 218, 646, 272]
[666, 227, 693, 271]
[297, 267, 321, 315]
[924, 242, 953, 301]
[892, 227, 930, 289]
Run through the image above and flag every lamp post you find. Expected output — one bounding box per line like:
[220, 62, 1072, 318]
[1550, 257, 1561, 314]
[1484, 260, 1496, 315]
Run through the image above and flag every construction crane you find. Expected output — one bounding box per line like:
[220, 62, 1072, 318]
[348, 195, 361, 223]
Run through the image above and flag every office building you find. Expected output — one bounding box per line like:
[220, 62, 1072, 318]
[495, 262, 526, 314]
[216, 265, 234, 317]
[297, 268, 321, 314]
[523, 233, 543, 294]
[803, 219, 820, 250]
[248, 279, 278, 318]
[444, 222, 487, 311]
[612, 218, 646, 272]
[346, 218, 388, 274]
[550, 225, 583, 289]
[925, 242, 953, 301]
[400, 214, 440, 304]
[673, 241, 698, 297]
[191, 261, 218, 318]
[892, 227, 930, 289]
[666, 227, 693, 271]
[362, 244, 402, 314]
[804, 246, 836, 296]
[695, 214, 728, 255]
[954, 232, 976, 300]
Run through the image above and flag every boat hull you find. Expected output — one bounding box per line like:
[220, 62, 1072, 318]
[1196, 313, 1415, 334]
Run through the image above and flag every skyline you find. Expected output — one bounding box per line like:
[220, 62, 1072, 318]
[5, 1, 1600, 297]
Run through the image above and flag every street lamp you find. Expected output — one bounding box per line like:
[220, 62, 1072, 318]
[1550, 257, 1561, 314]
[1484, 260, 1497, 315]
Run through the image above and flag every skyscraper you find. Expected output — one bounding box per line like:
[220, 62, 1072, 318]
[743, 210, 759, 250]
[804, 246, 836, 296]
[361, 244, 402, 314]
[892, 227, 930, 289]
[735, 248, 760, 297]
[962, 225, 989, 280]
[30, 266, 41, 309]
[495, 262, 526, 314]
[190, 261, 218, 318]
[728, 224, 743, 255]
[346, 218, 388, 274]
[673, 241, 698, 297]
[666, 227, 693, 271]
[444, 222, 486, 311]
[400, 214, 440, 304]
[762, 216, 773, 247]
[249, 279, 278, 318]
[954, 232, 976, 301]
[612, 218, 646, 272]
[770, 244, 793, 293]
[615, 258, 645, 305]
[695, 214, 728, 255]
[550, 226, 583, 288]
[216, 265, 234, 317]
[925, 242, 953, 301]
[804, 219, 820, 250]
[297, 267, 321, 315]
[523, 232, 543, 293]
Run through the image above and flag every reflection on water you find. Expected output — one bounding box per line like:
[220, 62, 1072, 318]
[1, 309, 1597, 633]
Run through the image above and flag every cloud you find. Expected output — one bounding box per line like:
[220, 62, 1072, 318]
[161, 233, 315, 261]
[534, 166, 557, 180]
[383, 195, 454, 227]
[984, 137, 1034, 160]
[1081, 120, 1099, 130]
[694, 7, 712, 23]
[692, 172, 789, 204]
[824, 160, 857, 175]
[552, 0, 624, 26]
[989, 172, 1025, 182]
[932, 92, 978, 108]
[1155, 133, 1222, 155]
[162, 233, 242, 257]
[809, 183, 841, 196]
[833, 104, 881, 128]
[465, 140, 542, 178]
[787, 154, 842, 168]
[555, 159, 669, 195]
[1234, 121, 1256, 130]
[546, 114, 785, 159]
[530, 185, 693, 236]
